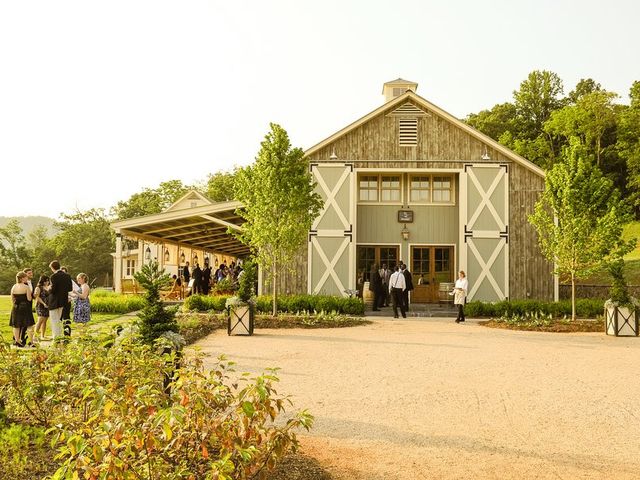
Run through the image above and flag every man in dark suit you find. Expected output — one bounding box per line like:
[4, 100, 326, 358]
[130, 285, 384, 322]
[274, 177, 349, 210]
[401, 263, 414, 312]
[202, 260, 212, 295]
[48, 260, 73, 339]
[192, 263, 203, 294]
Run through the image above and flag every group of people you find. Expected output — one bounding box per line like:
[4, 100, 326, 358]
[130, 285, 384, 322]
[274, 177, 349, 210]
[174, 259, 243, 296]
[368, 263, 415, 319]
[366, 263, 469, 322]
[9, 260, 91, 347]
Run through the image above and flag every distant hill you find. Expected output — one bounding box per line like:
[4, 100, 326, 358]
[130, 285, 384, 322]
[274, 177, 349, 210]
[0, 216, 58, 237]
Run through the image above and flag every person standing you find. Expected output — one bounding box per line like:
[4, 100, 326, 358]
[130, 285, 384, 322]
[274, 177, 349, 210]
[19, 268, 35, 345]
[182, 261, 191, 284]
[72, 273, 91, 324]
[202, 260, 212, 295]
[389, 265, 407, 319]
[10, 271, 36, 347]
[369, 264, 382, 312]
[33, 275, 51, 341]
[454, 270, 469, 323]
[192, 262, 203, 294]
[48, 260, 73, 339]
[401, 263, 414, 312]
[379, 263, 391, 307]
[60, 266, 76, 336]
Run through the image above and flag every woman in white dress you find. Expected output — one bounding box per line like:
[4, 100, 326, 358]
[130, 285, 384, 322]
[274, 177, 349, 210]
[453, 270, 469, 323]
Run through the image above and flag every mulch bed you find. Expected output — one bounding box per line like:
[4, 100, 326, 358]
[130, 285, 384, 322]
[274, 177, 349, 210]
[179, 312, 371, 330]
[478, 319, 605, 333]
[268, 453, 334, 479]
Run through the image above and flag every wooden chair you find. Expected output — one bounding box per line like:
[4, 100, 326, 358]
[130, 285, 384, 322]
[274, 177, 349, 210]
[161, 282, 183, 301]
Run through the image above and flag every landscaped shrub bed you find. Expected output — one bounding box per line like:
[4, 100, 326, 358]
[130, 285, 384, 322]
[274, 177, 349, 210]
[178, 312, 370, 333]
[465, 299, 604, 319]
[90, 290, 146, 313]
[0, 332, 312, 479]
[479, 311, 604, 332]
[184, 294, 365, 316]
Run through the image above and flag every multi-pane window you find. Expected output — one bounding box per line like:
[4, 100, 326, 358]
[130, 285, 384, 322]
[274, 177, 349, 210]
[433, 176, 452, 202]
[381, 176, 401, 201]
[358, 175, 402, 203]
[409, 174, 454, 204]
[125, 259, 136, 277]
[359, 175, 379, 201]
[410, 176, 430, 202]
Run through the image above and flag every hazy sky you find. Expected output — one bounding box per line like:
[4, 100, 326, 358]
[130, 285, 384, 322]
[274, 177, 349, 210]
[1, 0, 639, 218]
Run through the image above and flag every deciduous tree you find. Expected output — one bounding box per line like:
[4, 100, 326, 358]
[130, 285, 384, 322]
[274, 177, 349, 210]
[233, 123, 322, 316]
[529, 145, 634, 320]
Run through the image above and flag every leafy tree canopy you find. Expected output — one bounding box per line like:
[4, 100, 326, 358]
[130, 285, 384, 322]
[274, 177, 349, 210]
[233, 123, 323, 316]
[205, 170, 237, 202]
[111, 180, 193, 220]
[529, 144, 634, 320]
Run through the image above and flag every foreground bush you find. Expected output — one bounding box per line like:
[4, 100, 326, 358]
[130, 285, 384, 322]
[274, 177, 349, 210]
[465, 298, 604, 319]
[184, 294, 364, 315]
[0, 333, 312, 479]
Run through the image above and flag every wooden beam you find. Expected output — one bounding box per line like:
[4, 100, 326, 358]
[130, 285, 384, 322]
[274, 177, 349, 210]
[200, 214, 243, 232]
[144, 219, 212, 235]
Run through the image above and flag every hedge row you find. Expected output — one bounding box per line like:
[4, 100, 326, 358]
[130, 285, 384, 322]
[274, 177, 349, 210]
[183, 294, 365, 315]
[465, 299, 605, 319]
[90, 295, 145, 314]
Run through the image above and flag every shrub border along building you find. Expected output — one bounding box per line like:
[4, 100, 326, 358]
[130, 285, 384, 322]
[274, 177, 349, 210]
[184, 294, 365, 316]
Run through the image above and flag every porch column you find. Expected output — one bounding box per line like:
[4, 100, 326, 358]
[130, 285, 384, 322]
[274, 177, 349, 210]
[114, 233, 123, 293]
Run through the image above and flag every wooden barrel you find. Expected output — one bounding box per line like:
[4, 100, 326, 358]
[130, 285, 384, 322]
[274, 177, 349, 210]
[362, 281, 374, 310]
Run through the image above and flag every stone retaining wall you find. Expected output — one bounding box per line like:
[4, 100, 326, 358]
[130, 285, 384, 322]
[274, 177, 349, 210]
[559, 284, 640, 300]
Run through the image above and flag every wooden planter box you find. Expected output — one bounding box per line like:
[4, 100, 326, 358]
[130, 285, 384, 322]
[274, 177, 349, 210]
[605, 305, 639, 337]
[227, 303, 255, 336]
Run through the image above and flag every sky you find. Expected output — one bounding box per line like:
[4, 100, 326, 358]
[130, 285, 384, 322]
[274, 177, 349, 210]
[1, 0, 639, 219]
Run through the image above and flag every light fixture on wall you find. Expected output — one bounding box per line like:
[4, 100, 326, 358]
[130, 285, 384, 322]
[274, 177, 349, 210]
[481, 146, 491, 161]
[214, 256, 219, 267]
[401, 224, 410, 241]
[164, 248, 170, 262]
[145, 246, 151, 261]
[180, 251, 185, 264]
[193, 254, 198, 264]
[204, 255, 209, 265]
[329, 149, 338, 161]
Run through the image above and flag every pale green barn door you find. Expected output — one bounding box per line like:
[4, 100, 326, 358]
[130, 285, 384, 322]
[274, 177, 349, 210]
[460, 164, 509, 301]
[309, 163, 355, 296]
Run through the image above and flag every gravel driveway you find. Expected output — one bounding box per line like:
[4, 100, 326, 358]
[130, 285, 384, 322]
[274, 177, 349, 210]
[195, 318, 640, 479]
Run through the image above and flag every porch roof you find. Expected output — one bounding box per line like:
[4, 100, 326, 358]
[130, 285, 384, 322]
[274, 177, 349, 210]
[111, 200, 250, 257]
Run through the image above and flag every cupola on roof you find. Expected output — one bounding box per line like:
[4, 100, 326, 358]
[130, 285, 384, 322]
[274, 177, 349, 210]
[382, 78, 418, 103]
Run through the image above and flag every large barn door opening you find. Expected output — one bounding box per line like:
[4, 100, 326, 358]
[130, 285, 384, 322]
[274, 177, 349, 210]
[460, 164, 509, 301]
[309, 163, 355, 296]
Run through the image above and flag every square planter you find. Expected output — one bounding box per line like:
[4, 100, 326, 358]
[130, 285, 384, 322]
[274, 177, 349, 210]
[605, 305, 639, 337]
[227, 304, 254, 336]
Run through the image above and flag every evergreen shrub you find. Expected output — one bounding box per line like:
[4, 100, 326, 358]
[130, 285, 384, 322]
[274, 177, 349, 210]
[464, 299, 603, 319]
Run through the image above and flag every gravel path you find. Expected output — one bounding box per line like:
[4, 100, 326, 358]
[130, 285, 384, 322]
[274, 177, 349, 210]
[195, 317, 640, 480]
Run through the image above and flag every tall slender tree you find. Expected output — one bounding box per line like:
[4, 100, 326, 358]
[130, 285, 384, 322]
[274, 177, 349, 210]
[529, 144, 634, 320]
[233, 123, 323, 316]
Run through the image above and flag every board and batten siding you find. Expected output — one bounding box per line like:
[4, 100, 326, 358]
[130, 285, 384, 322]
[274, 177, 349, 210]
[357, 205, 458, 245]
[305, 98, 554, 300]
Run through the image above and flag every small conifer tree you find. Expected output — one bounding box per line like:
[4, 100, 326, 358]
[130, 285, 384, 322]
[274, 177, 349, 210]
[134, 260, 178, 344]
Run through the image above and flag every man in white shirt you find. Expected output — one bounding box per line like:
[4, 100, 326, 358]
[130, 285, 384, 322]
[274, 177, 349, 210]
[388, 265, 407, 319]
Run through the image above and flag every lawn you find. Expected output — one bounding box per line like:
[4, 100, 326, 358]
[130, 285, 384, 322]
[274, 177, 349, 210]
[573, 221, 640, 285]
[0, 295, 123, 343]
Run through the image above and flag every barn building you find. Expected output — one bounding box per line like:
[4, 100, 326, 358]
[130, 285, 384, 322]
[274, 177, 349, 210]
[112, 79, 555, 302]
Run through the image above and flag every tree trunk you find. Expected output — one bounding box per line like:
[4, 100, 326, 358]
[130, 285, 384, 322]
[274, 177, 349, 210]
[571, 273, 576, 321]
[272, 259, 278, 317]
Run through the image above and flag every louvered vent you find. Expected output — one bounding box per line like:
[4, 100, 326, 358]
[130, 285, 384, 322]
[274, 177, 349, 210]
[391, 103, 428, 116]
[399, 118, 418, 146]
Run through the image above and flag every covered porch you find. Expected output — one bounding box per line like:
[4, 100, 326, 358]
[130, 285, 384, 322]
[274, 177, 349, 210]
[111, 199, 250, 293]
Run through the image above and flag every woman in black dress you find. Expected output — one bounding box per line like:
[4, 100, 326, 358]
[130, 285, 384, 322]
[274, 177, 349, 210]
[10, 271, 36, 347]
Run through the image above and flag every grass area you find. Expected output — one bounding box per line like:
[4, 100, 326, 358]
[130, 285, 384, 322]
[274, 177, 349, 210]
[0, 295, 123, 343]
[623, 221, 640, 261]
[569, 221, 640, 285]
